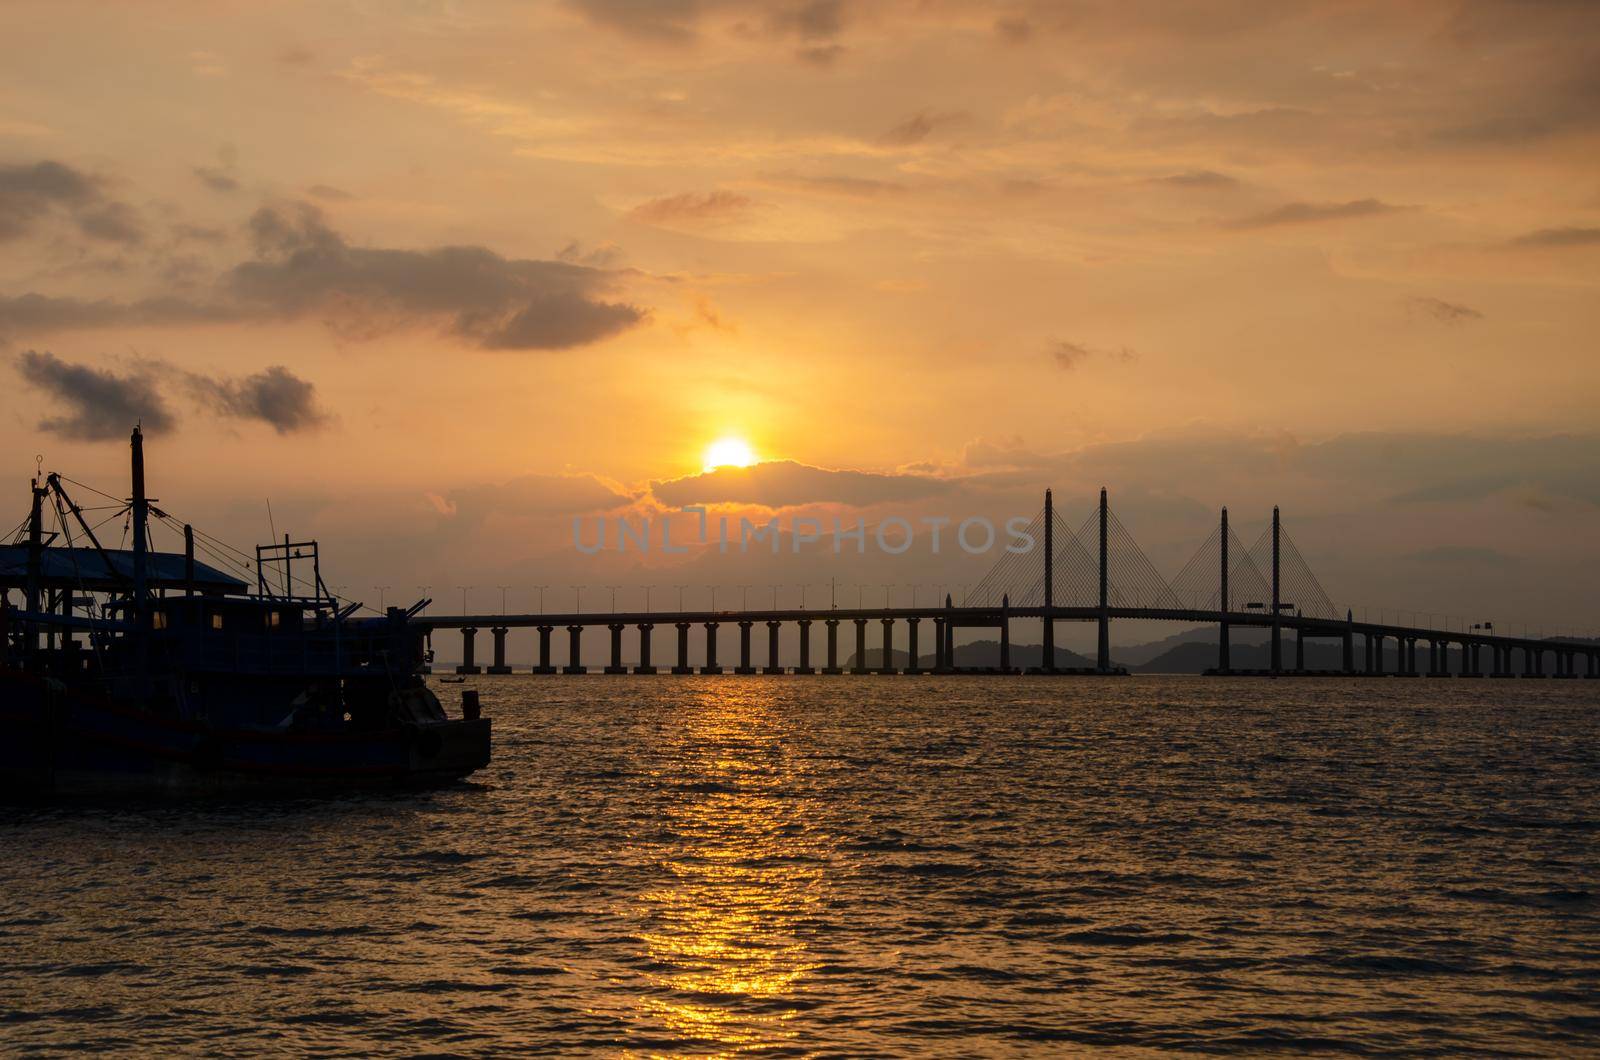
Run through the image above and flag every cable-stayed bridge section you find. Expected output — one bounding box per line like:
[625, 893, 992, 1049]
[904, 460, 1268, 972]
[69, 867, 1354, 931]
[411, 490, 1598, 680]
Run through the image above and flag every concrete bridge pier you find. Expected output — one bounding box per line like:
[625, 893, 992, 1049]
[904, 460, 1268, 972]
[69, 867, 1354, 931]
[635, 623, 656, 674]
[605, 623, 627, 674]
[932, 618, 947, 672]
[795, 619, 814, 674]
[851, 618, 869, 675]
[564, 625, 586, 674]
[1294, 627, 1304, 673]
[735, 621, 756, 674]
[456, 627, 481, 675]
[764, 620, 784, 674]
[1000, 608, 1011, 674]
[488, 626, 511, 674]
[879, 618, 896, 675]
[701, 622, 722, 674]
[1587, 651, 1598, 678]
[1342, 626, 1354, 674]
[1524, 646, 1541, 678]
[905, 618, 922, 674]
[1402, 637, 1417, 676]
[672, 622, 693, 674]
[534, 625, 555, 673]
[823, 618, 841, 674]
[1492, 644, 1512, 677]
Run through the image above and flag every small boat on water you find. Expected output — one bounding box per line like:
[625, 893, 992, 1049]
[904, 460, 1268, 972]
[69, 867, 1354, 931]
[0, 427, 490, 797]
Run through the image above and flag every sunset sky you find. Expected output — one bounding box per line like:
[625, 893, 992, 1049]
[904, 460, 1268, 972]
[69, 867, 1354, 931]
[3, 0, 1598, 637]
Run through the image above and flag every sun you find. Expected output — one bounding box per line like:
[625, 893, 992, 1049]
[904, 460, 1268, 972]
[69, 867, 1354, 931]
[703, 436, 757, 472]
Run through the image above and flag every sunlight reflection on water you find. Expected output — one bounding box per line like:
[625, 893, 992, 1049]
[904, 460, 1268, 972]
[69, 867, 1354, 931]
[636, 683, 823, 1053]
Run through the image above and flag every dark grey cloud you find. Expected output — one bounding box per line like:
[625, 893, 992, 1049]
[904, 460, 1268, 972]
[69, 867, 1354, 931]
[651, 459, 953, 508]
[1409, 296, 1482, 323]
[0, 292, 235, 337]
[569, 0, 700, 43]
[1050, 340, 1137, 370]
[1, 203, 647, 351]
[572, 0, 846, 59]
[758, 171, 906, 197]
[1406, 545, 1515, 566]
[442, 473, 635, 524]
[193, 165, 240, 192]
[766, 0, 842, 42]
[1431, 54, 1600, 146]
[229, 202, 646, 349]
[994, 16, 1031, 43]
[795, 43, 845, 66]
[186, 365, 327, 434]
[15, 351, 330, 439]
[879, 110, 950, 146]
[1294, 433, 1600, 509]
[1226, 198, 1403, 229]
[1052, 341, 1092, 370]
[0, 159, 142, 245]
[0, 160, 95, 240]
[76, 201, 143, 244]
[556, 240, 624, 267]
[172, 222, 227, 244]
[627, 189, 751, 225]
[1157, 170, 1238, 188]
[1507, 226, 1600, 249]
[15, 349, 175, 440]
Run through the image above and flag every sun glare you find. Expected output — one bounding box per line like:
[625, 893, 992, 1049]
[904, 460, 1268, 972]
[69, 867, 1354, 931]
[704, 437, 757, 472]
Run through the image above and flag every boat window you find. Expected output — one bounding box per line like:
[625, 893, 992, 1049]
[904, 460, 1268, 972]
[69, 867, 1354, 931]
[210, 612, 224, 631]
[152, 612, 169, 630]
[267, 610, 282, 631]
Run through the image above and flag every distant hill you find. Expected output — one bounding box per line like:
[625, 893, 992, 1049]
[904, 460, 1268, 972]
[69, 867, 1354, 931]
[846, 640, 1097, 670]
[1112, 625, 1266, 667]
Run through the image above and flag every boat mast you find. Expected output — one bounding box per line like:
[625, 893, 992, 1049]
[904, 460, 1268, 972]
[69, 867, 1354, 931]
[130, 425, 148, 614]
[25, 472, 45, 660]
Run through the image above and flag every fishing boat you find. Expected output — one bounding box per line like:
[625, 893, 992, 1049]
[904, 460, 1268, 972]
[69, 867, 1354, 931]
[0, 427, 490, 796]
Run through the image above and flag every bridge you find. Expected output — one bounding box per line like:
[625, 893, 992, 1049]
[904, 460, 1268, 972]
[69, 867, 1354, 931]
[410, 490, 1599, 679]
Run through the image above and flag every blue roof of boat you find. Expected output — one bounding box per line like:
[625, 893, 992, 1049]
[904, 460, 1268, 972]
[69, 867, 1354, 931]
[0, 545, 249, 593]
